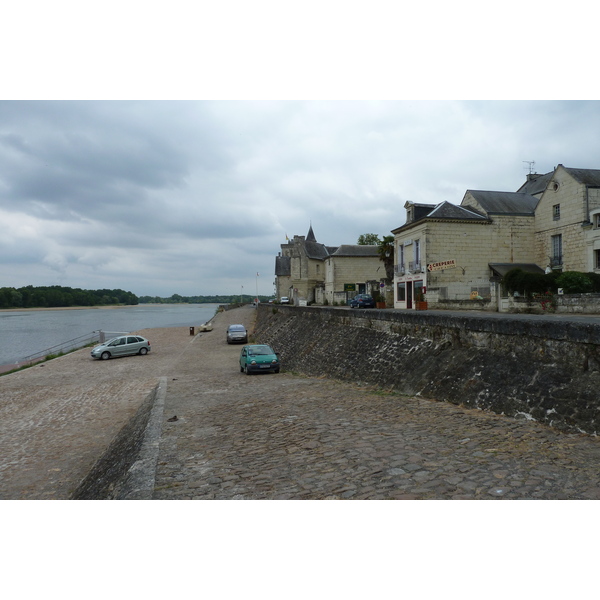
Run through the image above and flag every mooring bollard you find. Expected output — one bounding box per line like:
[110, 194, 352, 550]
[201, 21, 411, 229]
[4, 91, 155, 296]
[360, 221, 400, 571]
[189, 327, 195, 335]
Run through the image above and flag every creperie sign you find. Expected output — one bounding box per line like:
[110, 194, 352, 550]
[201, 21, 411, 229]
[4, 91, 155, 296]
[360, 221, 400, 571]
[427, 259, 456, 272]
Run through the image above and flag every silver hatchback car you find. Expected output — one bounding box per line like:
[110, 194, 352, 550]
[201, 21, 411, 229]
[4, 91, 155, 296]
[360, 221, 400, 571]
[226, 324, 248, 344]
[91, 335, 151, 360]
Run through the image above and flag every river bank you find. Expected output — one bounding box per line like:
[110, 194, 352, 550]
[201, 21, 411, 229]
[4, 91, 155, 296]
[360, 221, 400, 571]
[0, 303, 222, 368]
[0, 324, 197, 499]
[0, 303, 163, 312]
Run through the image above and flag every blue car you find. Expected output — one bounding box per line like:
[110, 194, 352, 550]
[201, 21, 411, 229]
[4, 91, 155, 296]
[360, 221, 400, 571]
[348, 294, 375, 308]
[239, 344, 280, 375]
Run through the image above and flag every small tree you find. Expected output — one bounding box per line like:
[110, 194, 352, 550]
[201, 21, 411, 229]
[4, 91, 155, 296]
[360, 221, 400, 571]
[378, 235, 395, 283]
[357, 233, 380, 245]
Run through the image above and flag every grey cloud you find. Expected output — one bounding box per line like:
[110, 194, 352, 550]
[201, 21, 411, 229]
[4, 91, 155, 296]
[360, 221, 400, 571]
[3, 100, 600, 296]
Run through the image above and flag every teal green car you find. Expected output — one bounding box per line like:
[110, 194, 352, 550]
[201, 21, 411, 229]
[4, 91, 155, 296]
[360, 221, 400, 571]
[239, 344, 280, 375]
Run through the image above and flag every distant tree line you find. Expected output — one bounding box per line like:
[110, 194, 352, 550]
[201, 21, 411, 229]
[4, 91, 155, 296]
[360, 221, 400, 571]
[0, 285, 139, 309]
[138, 294, 273, 304]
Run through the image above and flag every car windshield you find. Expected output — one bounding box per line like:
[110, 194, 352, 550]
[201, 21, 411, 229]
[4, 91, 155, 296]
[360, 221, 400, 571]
[248, 346, 273, 356]
[229, 325, 245, 331]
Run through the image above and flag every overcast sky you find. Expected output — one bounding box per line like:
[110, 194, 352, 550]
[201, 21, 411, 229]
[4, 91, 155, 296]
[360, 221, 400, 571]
[2, 3, 599, 298]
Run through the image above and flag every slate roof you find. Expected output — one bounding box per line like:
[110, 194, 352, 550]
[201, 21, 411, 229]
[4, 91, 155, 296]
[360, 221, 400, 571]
[516, 166, 600, 196]
[427, 201, 488, 221]
[465, 190, 538, 215]
[516, 172, 553, 196]
[305, 240, 331, 260]
[331, 245, 379, 257]
[392, 201, 488, 233]
[413, 203, 437, 221]
[275, 255, 291, 276]
[563, 166, 600, 187]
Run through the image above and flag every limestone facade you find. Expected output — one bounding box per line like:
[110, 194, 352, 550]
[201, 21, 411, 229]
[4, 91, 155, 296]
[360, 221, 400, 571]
[277, 166, 600, 311]
[392, 165, 600, 311]
[392, 195, 538, 310]
[531, 165, 600, 273]
[275, 226, 382, 305]
[323, 246, 382, 305]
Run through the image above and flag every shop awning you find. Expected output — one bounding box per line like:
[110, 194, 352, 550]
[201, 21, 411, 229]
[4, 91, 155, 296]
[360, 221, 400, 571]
[489, 263, 545, 277]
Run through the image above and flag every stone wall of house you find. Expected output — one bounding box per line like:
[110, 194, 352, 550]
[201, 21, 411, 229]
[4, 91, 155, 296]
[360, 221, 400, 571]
[585, 189, 600, 272]
[424, 221, 491, 302]
[460, 198, 537, 263]
[409, 216, 535, 304]
[534, 169, 587, 272]
[255, 305, 600, 435]
[324, 255, 382, 303]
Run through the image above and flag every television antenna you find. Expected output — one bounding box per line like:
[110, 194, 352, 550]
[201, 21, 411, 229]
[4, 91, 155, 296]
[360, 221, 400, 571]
[523, 160, 535, 175]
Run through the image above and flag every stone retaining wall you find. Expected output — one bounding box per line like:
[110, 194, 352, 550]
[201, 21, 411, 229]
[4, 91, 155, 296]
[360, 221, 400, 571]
[254, 306, 600, 435]
[71, 383, 160, 499]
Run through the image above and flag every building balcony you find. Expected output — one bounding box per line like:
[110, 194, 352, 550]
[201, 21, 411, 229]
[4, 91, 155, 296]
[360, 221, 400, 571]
[550, 256, 563, 267]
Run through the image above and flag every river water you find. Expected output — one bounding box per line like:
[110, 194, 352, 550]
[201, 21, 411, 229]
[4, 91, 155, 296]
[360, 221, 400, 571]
[0, 304, 222, 367]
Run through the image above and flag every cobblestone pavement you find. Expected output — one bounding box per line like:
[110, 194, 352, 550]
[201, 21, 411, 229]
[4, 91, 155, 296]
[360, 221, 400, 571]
[153, 306, 600, 500]
[0, 323, 200, 499]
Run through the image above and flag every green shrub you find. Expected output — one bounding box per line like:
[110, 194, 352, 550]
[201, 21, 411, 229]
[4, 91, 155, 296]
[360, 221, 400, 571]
[503, 268, 550, 296]
[586, 272, 600, 292]
[555, 271, 594, 294]
[504, 268, 599, 296]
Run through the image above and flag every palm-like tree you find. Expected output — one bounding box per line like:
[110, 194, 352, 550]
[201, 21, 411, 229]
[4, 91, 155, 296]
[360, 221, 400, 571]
[378, 235, 395, 283]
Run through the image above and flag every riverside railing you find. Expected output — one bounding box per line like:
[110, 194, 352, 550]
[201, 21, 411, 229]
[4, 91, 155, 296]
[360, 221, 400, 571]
[15, 331, 103, 368]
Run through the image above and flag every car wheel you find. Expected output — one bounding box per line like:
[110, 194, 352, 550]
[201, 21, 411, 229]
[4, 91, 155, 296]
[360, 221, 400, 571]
[240, 365, 244, 372]
[245, 365, 252, 375]
[101, 351, 111, 360]
[139, 347, 148, 355]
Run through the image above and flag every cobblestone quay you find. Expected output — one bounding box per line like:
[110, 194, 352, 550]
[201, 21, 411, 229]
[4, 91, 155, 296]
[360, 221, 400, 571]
[151, 306, 600, 500]
[2, 305, 600, 499]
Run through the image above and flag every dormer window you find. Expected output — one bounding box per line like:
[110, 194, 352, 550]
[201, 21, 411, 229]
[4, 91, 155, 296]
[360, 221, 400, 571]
[553, 204, 560, 220]
[407, 207, 414, 223]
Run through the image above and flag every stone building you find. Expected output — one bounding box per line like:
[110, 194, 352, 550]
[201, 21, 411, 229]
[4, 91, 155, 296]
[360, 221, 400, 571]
[322, 245, 381, 305]
[275, 226, 333, 304]
[392, 164, 600, 311]
[518, 165, 600, 273]
[391, 193, 540, 310]
[275, 226, 382, 305]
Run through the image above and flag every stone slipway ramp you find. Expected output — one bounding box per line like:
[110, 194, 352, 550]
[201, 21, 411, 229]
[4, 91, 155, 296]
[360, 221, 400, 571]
[0, 324, 212, 500]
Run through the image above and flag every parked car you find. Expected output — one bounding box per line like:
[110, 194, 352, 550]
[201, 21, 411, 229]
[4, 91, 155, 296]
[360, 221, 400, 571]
[348, 294, 376, 308]
[91, 335, 151, 360]
[280, 296, 290, 304]
[239, 344, 280, 374]
[227, 324, 248, 344]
